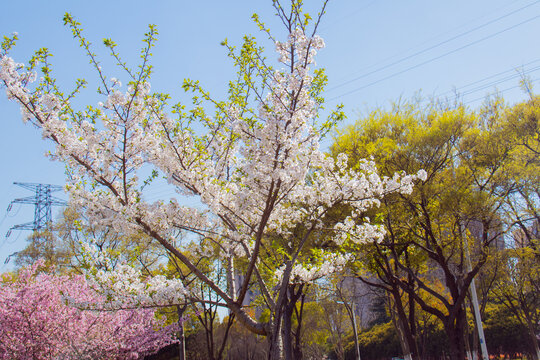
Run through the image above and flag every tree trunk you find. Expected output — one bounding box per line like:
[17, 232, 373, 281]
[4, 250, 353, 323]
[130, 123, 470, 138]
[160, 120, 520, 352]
[445, 309, 468, 360]
[282, 303, 294, 360]
[267, 326, 284, 360]
[281, 285, 304, 360]
[464, 327, 473, 360]
[470, 319, 479, 360]
[387, 291, 419, 360]
[388, 293, 412, 360]
[293, 294, 305, 360]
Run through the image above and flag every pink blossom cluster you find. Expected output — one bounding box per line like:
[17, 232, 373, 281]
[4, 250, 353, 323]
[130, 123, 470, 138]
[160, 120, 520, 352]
[0, 261, 177, 360]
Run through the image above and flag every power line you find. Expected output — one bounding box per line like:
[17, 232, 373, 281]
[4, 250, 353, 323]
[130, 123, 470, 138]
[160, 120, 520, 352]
[0, 231, 22, 260]
[463, 77, 538, 105]
[411, 63, 539, 110]
[436, 58, 540, 98]
[328, 13, 540, 102]
[319, 0, 377, 32]
[6, 203, 21, 218]
[427, 62, 540, 105]
[327, 0, 540, 93]
[328, 0, 526, 86]
[460, 66, 540, 97]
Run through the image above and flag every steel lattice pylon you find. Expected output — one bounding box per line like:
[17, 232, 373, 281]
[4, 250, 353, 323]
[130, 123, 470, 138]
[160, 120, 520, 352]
[6, 182, 66, 237]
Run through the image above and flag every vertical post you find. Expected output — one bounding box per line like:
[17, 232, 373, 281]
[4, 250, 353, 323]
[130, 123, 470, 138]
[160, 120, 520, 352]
[176, 305, 186, 360]
[462, 223, 489, 360]
[351, 300, 361, 360]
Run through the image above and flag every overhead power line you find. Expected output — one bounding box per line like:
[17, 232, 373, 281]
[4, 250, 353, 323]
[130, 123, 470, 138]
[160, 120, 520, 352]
[463, 77, 538, 105]
[436, 58, 540, 98]
[327, 0, 540, 93]
[459, 66, 540, 97]
[328, 13, 540, 102]
[328, 0, 526, 86]
[415, 63, 540, 107]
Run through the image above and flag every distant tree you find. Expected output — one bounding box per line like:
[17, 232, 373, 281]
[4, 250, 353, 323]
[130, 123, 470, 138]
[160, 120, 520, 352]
[333, 100, 509, 360]
[319, 297, 350, 360]
[489, 246, 540, 359]
[479, 95, 540, 359]
[13, 229, 70, 270]
[351, 321, 401, 360]
[483, 303, 533, 359]
[13, 206, 164, 274]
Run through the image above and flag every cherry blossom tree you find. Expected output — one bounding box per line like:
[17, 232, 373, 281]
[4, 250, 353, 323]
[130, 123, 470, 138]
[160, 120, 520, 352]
[0, 1, 426, 359]
[0, 261, 176, 360]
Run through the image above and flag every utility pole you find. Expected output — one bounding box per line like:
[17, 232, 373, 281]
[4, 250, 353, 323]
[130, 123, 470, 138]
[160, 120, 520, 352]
[6, 182, 66, 237]
[461, 222, 489, 360]
[350, 300, 362, 360]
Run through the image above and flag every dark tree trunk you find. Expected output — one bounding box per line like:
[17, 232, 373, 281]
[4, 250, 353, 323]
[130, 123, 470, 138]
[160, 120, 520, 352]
[389, 286, 420, 359]
[293, 293, 305, 360]
[281, 284, 304, 360]
[282, 303, 294, 360]
[445, 306, 468, 360]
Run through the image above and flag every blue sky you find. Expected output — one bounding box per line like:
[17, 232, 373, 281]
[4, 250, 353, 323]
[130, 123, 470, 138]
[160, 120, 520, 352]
[1, 0, 539, 267]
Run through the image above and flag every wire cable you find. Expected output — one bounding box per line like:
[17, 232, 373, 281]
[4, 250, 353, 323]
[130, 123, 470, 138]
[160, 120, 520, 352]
[0, 212, 7, 228]
[436, 58, 540, 98]
[319, 0, 377, 32]
[327, 0, 540, 93]
[0, 230, 22, 255]
[328, 14, 540, 102]
[464, 77, 538, 105]
[460, 66, 540, 97]
[6, 203, 21, 217]
[422, 61, 540, 106]
[328, 0, 526, 86]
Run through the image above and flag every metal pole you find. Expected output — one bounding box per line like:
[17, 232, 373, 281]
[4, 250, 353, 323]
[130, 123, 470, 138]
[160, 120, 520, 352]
[351, 300, 362, 360]
[462, 224, 489, 360]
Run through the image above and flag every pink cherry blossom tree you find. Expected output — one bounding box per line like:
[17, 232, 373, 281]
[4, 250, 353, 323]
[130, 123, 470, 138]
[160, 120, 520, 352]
[0, 1, 426, 359]
[0, 261, 177, 360]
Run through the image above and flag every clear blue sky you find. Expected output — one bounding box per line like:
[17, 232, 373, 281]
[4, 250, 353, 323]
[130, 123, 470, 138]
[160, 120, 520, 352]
[1, 0, 539, 267]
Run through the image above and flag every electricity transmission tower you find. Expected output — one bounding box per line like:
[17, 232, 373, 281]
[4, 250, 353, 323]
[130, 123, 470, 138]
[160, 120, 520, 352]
[6, 182, 66, 238]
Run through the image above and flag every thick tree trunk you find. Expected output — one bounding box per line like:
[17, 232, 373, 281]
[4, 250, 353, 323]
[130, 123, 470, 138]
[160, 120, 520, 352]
[445, 309, 468, 360]
[293, 297, 304, 360]
[387, 291, 419, 360]
[281, 285, 304, 360]
[282, 304, 294, 360]
[267, 327, 284, 360]
[391, 308, 411, 360]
